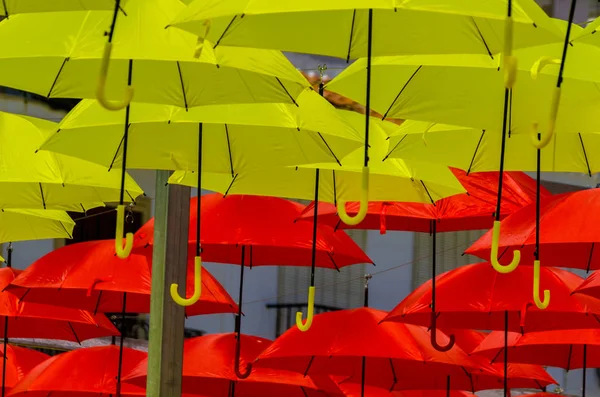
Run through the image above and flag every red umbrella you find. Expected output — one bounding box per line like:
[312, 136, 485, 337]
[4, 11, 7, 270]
[252, 307, 484, 395]
[5, 239, 238, 316]
[7, 345, 147, 397]
[124, 333, 344, 397]
[136, 194, 371, 377]
[301, 169, 546, 234]
[0, 344, 48, 392]
[300, 170, 546, 352]
[336, 383, 476, 397]
[573, 269, 600, 300]
[472, 329, 600, 397]
[466, 189, 600, 271]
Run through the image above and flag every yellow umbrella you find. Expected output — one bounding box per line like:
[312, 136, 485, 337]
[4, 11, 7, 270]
[169, 110, 465, 331]
[0, 0, 310, 259]
[0, 111, 143, 210]
[0, 209, 75, 245]
[0, 0, 122, 16]
[168, 0, 562, 228]
[38, 89, 362, 172]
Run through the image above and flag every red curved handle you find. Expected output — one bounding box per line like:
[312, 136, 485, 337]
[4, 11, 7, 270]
[234, 336, 252, 379]
[430, 312, 455, 352]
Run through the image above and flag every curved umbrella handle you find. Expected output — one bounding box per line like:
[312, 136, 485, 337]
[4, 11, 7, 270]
[295, 286, 315, 331]
[234, 346, 252, 379]
[337, 166, 369, 226]
[96, 42, 134, 111]
[115, 204, 133, 259]
[490, 221, 520, 273]
[533, 259, 550, 309]
[530, 57, 561, 149]
[430, 312, 455, 352]
[170, 256, 202, 307]
[503, 15, 517, 89]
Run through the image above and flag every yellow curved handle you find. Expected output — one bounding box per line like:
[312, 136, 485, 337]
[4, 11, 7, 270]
[533, 259, 550, 309]
[96, 42, 134, 111]
[531, 87, 561, 149]
[530, 57, 561, 81]
[337, 166, 369, 226]
[503, 15, 517, 89]
[295, 286, 315, 332]
[490, 220, 520, 273]
[115, 204, 133, 259]
[170, 256, 202, 307]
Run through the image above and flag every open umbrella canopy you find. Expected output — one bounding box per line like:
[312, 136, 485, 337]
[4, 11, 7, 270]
[7, 345, 147, 397]
[466, 189, 600, 269]
[384, 119, 600, 173]
[0, 344, 48, 390]
[169, 111, 466, 204]
[0, 0, 309, 107]
[135, 194, 372, 269]
[382, 262, 600, 332]
[336, 385, 475, 397]
[253, 307, 486, 391]
[0, 268, 118, 342]
[5, 240, 238, 316]
[39, 90, 363, 172]
[573, 269, 600, 301]
[124, 333, 345, 397]
[472, 328, 600, 370]
[0, 209, 74, 244]
[0, 0, 123, 16]
[299, 169, 546, 233]
[169, 0, 561, 58]
[0, 111, 143, 212]
[326, 42, 600, 141]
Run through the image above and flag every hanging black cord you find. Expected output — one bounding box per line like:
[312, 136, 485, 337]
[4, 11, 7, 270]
[115, 293, 127, 397]
[118, 60, 133, 206]
[234, 246, 251, 379]
[364, 9, 373, 168]
[196, 124, 203, 258]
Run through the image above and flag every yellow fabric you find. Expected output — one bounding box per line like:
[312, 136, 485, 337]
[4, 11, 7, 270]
[326, 42, 600, 139]
[0, 0, 308, 106]
[0, 208, 75, 244]
[386, 120, 600, 173]
[40, 89, 362, 172]
[170, 0, 562, 59]
[169, 111, 465, 203]
[0, 0, 122, 15]
[0, 111, 143, 211]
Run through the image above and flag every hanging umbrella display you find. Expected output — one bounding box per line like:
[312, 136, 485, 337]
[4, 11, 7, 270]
[326, 36, 600, 292]
[134, 193, 371, 376]
[299, 168, 546, 350]
[168, 0, 562, 231]
[472, 328, 600, 397]
[168, 110, 465, 331]
[0, 0, 123, 16]
[124, 333, 345, 397]
[7, 345, 147, 397]
[0, 209, 75, 246]
[0, 344, 48, 397]
[381, 263, 599, 397]
[1, 0, 310, 259]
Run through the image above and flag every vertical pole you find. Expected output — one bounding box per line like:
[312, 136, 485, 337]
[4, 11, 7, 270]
[146, 170, 190, 397]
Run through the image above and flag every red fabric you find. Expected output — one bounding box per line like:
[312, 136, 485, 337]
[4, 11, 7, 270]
[135, 194, 372, 268]
[253, 308, 488, 391]
[0, 345, 48, 389]
[7, 346, 146, 397]
[0, 268, 117, 341]
[466, 189, 600, 269]
[336, 383, 476, 397]
[383, 262, 600, 332]
[472, 328, 600, 370]
[573, 269, 600, 300]
[300, 169, 547, 233]
[6, 240, 238, 316]
[125, 333, 344, 397]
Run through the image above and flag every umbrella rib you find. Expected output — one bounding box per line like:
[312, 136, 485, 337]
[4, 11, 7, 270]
[332, 170, 337, 206]
[67, 322, 81, 345]
[275, 78, 298, 107]
[382, 134, 407, 161]
[108, 134, 126, 172]
[1, 0, 7, 18]
[300, 386, 309, 397]
[388, 358, 397, 392]
[326, 252, 340, 272]
[38, 183, 46, 209]
[223, 174, 239, 197]
[224, 124, 235, 177]
[176, 61, 189, 111]
[466, 131, 486, 175]
[345, 10, 357, 62]
[587, 243, 595, 273]
[381, 66, 422, 120]
[316, 132, 341, 166]
[59, 221, 73, 239]
[93, 290, 103, 316]
[303, 356, 315, 376]
[419, 181, 435, 205]
[471, 18, 494, 59]
[566, 344, 572, 371]
[578, 133, 592, 176]
[212, 15, 238, 49]
[47, 58, 69, 98]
